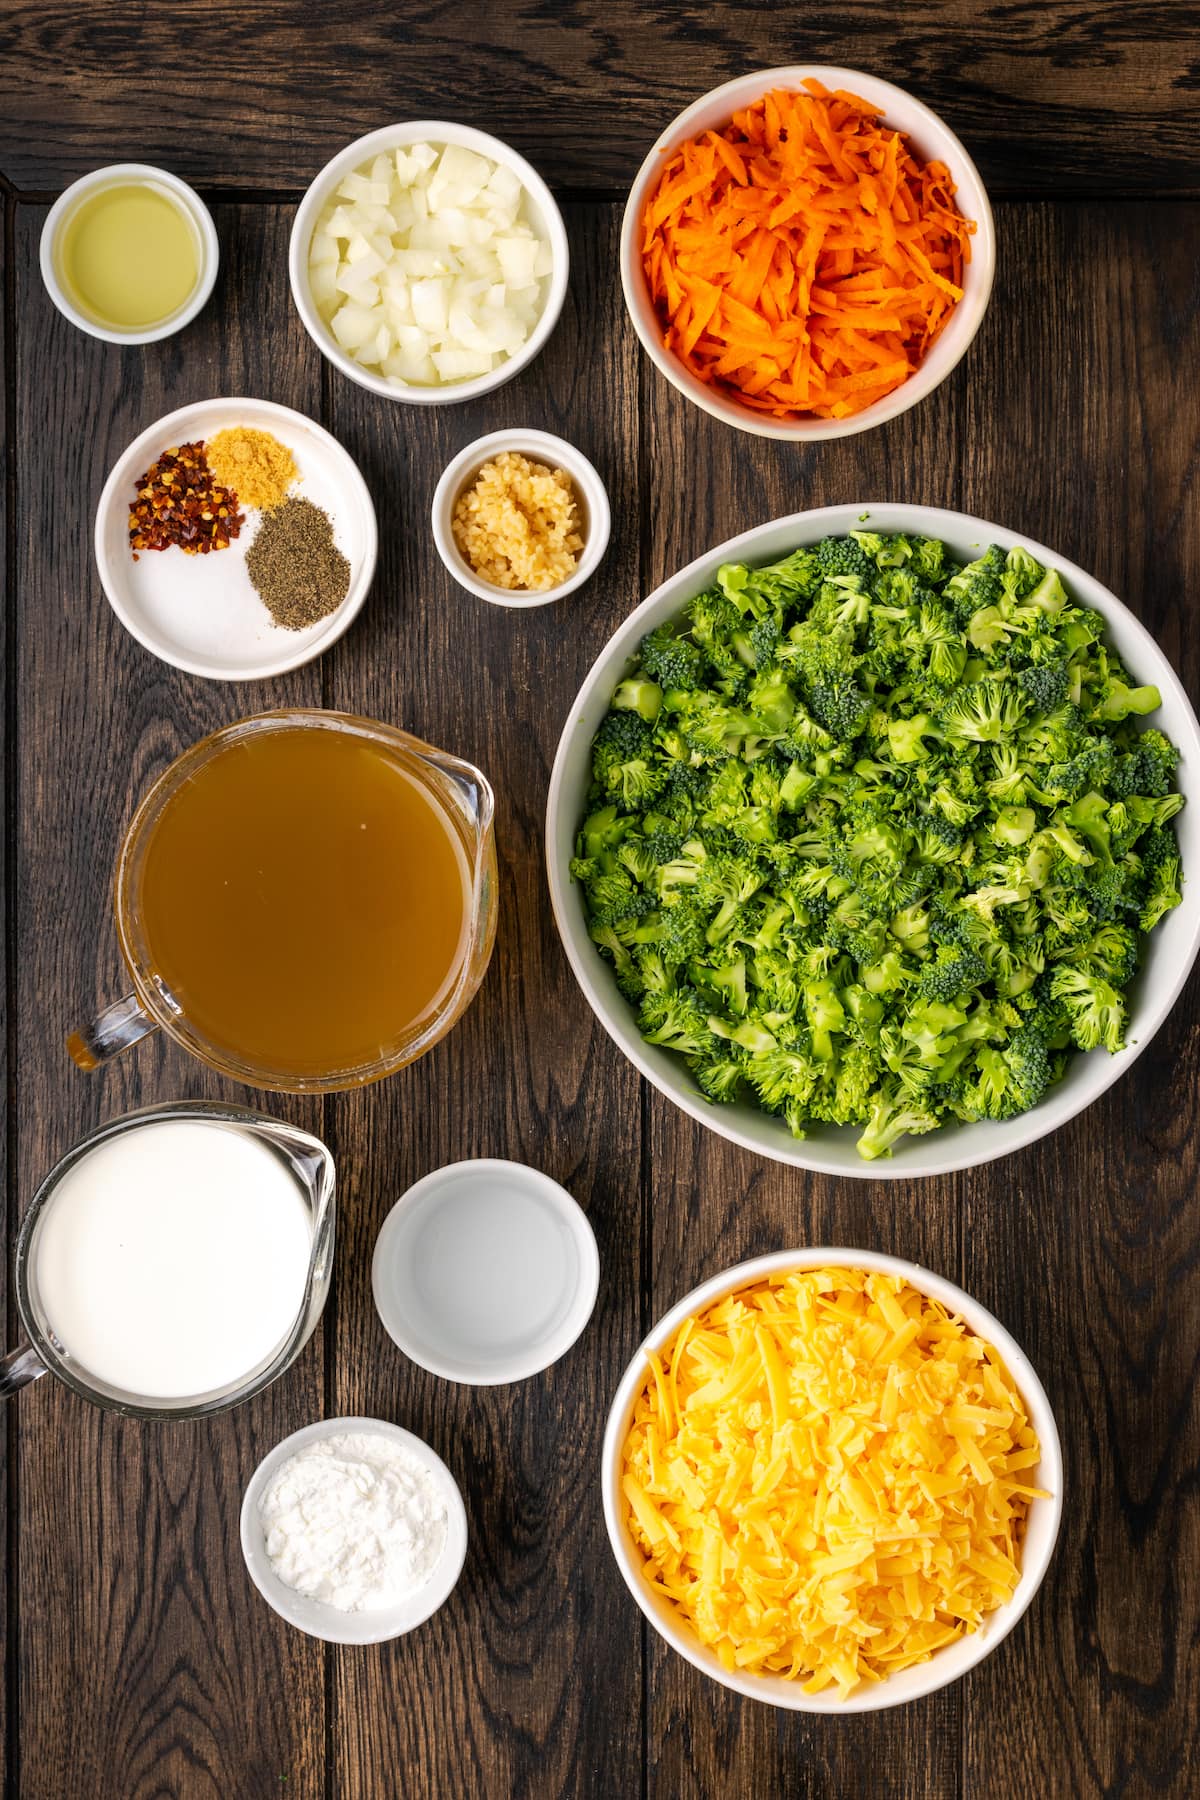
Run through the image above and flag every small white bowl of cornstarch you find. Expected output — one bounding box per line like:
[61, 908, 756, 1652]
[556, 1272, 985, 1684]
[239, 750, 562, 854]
[431, 427, 611, 607]
[240, 1415, 468, 1644]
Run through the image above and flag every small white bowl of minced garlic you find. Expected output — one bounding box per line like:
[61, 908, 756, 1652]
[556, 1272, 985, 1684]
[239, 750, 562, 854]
[431, 428, 611, 606]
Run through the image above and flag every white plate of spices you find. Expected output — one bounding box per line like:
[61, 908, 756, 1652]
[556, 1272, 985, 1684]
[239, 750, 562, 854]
[94, 396, 377, 680]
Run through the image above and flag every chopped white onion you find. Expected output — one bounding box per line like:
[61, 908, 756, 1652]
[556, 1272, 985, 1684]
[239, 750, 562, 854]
[310, 140, 553, 387]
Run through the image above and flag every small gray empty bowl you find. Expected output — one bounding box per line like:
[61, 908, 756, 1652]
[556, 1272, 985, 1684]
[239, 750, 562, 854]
[372, 1159, 600, 1383]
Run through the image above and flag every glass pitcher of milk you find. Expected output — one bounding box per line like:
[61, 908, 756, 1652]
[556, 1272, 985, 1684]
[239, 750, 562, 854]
[0, 1102, 335, 1418]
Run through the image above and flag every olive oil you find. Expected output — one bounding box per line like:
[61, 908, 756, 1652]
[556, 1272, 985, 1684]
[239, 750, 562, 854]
[58, 181, 199, 330]
[136, 725, 472, 1081]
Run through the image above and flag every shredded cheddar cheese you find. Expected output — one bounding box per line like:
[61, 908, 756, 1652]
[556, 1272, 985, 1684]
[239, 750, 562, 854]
[621, 1267, 1047, 1698]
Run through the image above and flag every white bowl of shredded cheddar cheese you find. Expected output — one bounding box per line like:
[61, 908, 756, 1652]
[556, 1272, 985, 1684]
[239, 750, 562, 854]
[602, 1248, 1062, 1711]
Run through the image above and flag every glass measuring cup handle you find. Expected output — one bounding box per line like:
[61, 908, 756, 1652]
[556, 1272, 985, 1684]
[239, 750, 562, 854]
[0, 1344, 47, 1396]
[66, 991, 159, 1071]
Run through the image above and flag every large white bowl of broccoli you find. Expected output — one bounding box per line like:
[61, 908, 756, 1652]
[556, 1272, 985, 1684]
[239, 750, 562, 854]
[546, 503, 1200, 1177]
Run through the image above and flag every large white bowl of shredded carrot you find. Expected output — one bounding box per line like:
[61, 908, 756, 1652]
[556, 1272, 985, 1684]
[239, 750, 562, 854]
[622, 68, 994, 439]
[603, 1248, 1062, 1710]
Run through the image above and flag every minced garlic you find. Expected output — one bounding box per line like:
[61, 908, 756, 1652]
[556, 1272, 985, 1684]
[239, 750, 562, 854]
[622, 1266, 1047, 1698]
[452, 451, 583, 591]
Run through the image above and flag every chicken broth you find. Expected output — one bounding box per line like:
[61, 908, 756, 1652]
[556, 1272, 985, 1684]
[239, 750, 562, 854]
[135, 726, 471, 1079]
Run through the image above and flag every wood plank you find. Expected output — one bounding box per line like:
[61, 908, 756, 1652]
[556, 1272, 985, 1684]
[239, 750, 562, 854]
[956, 201, 1200, 1800]
[11, 204, 328, 1800]
[1, 2, 1198, 198]
[630, 199, 1200, 1798]
[4, 179, 1200, 1800]
[0, 178, 11, 1798]
[638, 248, 969, 1800]
[318, 203, 646, 1797]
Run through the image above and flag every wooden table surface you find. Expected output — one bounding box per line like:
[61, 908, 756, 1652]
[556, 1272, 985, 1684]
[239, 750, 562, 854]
[1, 5, 1198, 1796]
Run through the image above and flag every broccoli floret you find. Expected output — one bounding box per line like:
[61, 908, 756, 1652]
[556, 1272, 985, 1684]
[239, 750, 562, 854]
[1050, 965, 1126, 1052]
[1017, 659, 1070, 717]
[717, 547, 822, 619]
[909, 537, 947, 584]
[584, 868, 656, 927]
[808, 672, 872, 741]
[1002, 545, 1045, 600]
[592, 710, 654, 801]
[918, 945, 988, 1003]
[638, 625, 703, 693]
[688, 952, 749, 1017]
[814, 535, 874, 583]
[1001, 1026, 1055, 1110]
[656, 895, 708, 965]
[588, 920, 640, 997]
[696, 855, 766, 943]
[1078, 923, 1140, 985]
[857, 1083, 940, 1159]
[693, 1057, 745, 1104]
[1042, 738, 1116, 803]
[666, 760, 710, 802]
[749, 616, 782, 670]
[1110, 729, 1179, 799]
[638, 988, 713, 1056]
[1139, 826, 1183, 931]
[939, 679, 1028, 746]
[943, 545, 1007, 625]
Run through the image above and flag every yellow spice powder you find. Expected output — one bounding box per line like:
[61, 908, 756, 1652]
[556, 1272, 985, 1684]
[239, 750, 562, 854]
[206, 427, 298, 512]
[452, 452, 583, 591]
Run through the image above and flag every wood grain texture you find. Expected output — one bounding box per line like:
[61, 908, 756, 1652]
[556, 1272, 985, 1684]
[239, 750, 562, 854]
[956, 201, 1200, 1800]
[2, 146, 1199, 1800]
[639, 263, 971, 1800]
[0, 181, 10, 1785]
[635, 199, 1200, 1800]
[318, 203, 646, 1800]
[0, 1, 1199, 199]
[10, 205, 328, 1800]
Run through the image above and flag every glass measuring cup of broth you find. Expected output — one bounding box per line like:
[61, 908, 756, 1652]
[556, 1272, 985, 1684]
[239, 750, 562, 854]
[67, 712, 498, 1092]
[0, 1102, 336, 1419]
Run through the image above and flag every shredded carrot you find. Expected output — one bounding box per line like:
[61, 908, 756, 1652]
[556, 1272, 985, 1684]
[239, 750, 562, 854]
[641, 80, 976, 421]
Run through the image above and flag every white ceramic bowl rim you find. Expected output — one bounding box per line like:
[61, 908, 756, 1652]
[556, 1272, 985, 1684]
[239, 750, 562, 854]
[546, 501, 1200, 1178]
[371, 1157, 601, 1383]
[289, 121, 570, 406]
[602, 1246, 1064, 1712]
[240, 1415, 469, 1644]
[93, 394, 378, 681]
[430, 428, 612, 607]
[620, 65, 996, 442]
[40, 162, 219, 346]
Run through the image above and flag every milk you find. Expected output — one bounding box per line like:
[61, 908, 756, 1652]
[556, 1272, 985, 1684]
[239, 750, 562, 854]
[31, 1119, 313, 1400]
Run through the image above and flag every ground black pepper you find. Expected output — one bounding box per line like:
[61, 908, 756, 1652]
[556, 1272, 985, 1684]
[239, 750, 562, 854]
[245, 496, 351, 631]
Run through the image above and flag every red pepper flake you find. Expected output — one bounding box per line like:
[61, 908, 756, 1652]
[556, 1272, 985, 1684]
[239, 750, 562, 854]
[128, 440, 245, 558]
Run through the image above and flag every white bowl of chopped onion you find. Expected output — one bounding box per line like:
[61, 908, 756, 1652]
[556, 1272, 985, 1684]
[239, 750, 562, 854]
[602, 1247, 1063, 1712]
[290, 122, 569, 403]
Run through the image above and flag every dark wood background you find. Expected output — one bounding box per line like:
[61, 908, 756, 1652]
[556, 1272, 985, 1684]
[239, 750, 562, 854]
[1, 3, 1198, 1796]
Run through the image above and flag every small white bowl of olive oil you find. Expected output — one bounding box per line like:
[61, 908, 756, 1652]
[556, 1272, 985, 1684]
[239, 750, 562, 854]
[40, 163, 219, 345]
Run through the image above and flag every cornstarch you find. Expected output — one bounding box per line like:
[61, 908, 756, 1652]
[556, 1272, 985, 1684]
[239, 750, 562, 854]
[260, 1432, 448, 1611]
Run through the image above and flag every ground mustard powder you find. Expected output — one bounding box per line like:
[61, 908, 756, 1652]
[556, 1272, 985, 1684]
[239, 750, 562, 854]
[207, 427, 298, 512]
